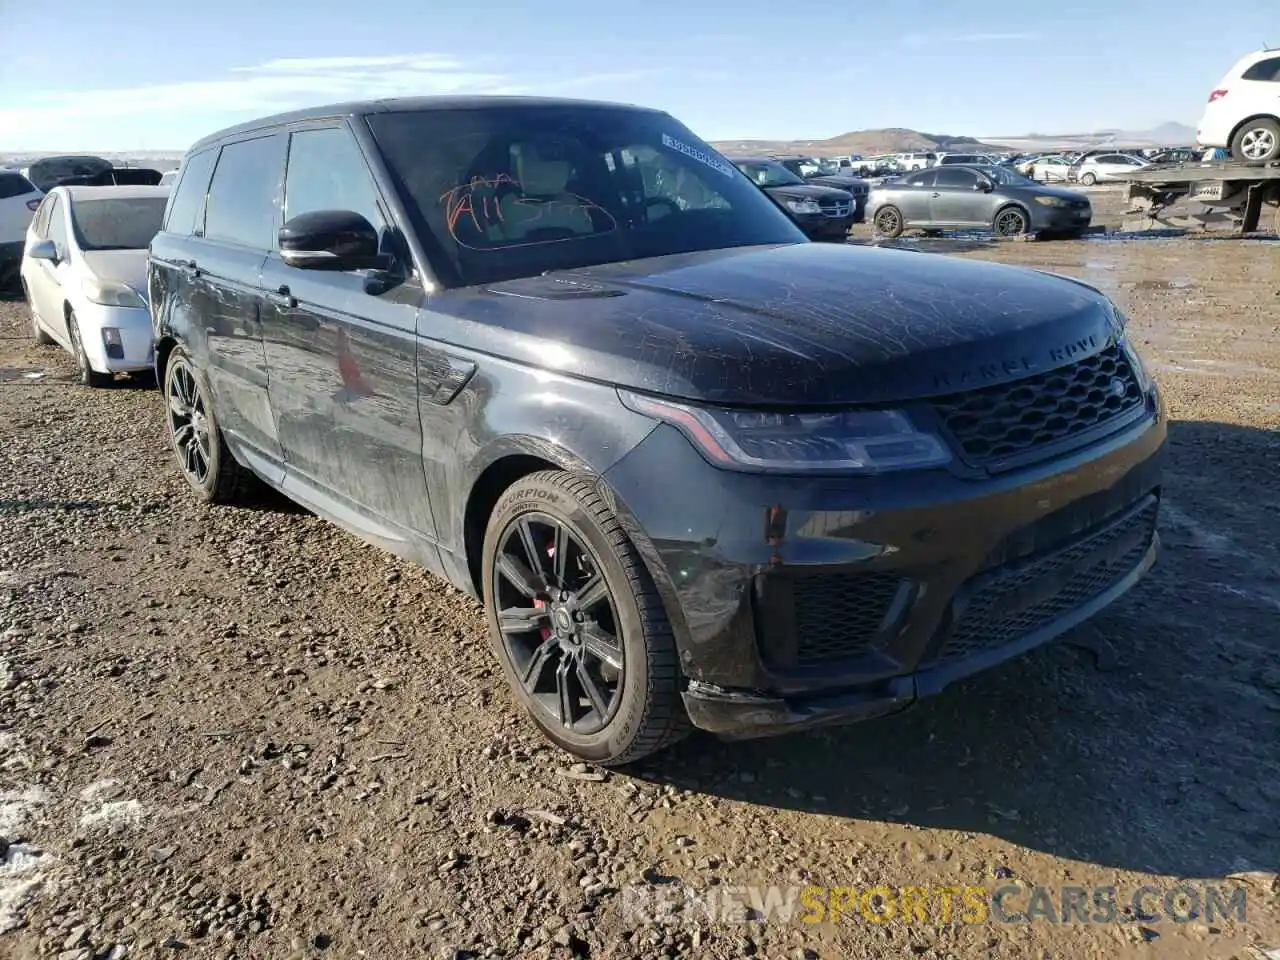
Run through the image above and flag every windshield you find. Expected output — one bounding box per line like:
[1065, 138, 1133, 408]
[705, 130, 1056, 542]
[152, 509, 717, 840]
[71, 197, 168, 250]
[366, 106, 804, 287]
[734, 161, 806, 188]
[978, 165, 1036, 187]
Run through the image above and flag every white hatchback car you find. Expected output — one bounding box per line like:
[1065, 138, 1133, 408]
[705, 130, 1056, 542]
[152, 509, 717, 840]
[1197, 48, 1280, 162]
[21, 185, 169, 386]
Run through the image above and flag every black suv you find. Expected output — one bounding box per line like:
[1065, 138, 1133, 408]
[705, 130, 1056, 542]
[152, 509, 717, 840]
[768, 155, 869, 221]
[149, 97, 1166, 766]
[728, 157, 856, 240]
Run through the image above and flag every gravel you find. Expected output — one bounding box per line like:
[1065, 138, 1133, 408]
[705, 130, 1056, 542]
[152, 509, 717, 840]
[1, 217, 1278, 958]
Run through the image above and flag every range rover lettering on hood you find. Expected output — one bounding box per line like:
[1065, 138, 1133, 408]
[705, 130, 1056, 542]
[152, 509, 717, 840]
[929, 333, 1102, 391]
[433, 242, 1116, 406]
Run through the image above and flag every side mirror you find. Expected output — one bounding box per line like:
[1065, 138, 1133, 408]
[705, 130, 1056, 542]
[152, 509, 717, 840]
[27, 239, 58, 262]
[279, 209, 386, 271]
[973, 180, 992, 192]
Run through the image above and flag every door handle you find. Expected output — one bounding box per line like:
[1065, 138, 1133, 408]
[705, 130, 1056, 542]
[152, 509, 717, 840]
[931, 192, 941, 198]
[266, 284, 297, 309]
[174, 258, 200, 278]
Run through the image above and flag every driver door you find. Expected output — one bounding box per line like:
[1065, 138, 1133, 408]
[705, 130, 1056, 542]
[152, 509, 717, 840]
[929, 167, 987, 226]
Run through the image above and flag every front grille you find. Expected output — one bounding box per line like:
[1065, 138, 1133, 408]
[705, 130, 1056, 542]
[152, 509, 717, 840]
[758, 570, 902, 667]
[929, 497, 1158, 665]
[932, 342, 1144, 468]
[820, 200, 852, 219]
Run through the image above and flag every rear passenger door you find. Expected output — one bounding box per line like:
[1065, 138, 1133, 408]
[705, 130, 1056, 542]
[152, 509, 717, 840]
[258, 123, 437, 541]
[194, 134, 288, 473]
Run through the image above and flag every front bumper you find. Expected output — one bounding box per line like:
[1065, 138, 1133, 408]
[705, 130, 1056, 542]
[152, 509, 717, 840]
[1030, 204, 1093, 232]
[76, 303, 154, 373]
[794, 212, 855, 241]
[604, 381, 1166, 739]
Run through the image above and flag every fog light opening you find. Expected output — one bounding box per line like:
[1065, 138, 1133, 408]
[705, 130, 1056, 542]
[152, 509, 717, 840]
[102, 327, 124, 360]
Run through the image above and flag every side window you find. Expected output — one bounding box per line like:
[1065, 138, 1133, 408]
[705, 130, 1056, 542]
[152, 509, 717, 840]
[0, 172, 35, 200]
[163, 148, 217, 236]
[283, 127, 386, 231]
[1242, 57, 1280, 81]
[204, 135, 286, 249]
[935, 168, 978, 188]
[46, 197, 67, 251]
[906, 170, 937, 187]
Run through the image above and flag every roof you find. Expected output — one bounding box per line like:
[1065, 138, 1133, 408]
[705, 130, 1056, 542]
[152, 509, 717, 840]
[187, 94, 663, 154]
[58, 185, 171, 201]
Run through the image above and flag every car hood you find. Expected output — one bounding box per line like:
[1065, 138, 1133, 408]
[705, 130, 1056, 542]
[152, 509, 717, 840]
[762, 183, 852, 200]
[807, 175, 868, 193]
[428, 242, 1117, 406]
[81, 250, 149, 294]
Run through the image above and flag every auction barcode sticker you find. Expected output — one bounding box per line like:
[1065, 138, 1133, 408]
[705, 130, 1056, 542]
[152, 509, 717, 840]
[661, 133, 735, 178]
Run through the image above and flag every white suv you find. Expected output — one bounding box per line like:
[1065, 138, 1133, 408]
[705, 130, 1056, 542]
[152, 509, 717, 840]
[1, 170, 44, 287]
[1197, 48, 1280, 162]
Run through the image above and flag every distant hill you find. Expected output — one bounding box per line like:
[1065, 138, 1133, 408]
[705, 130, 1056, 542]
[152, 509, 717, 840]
[711, 128, 1003, 158]
[979, 122, 1198, 151]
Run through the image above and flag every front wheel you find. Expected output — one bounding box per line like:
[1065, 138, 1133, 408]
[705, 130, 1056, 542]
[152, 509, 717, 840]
[994, 206, 1030, 237]
[1080, 172, 1097, 186]
[67, 311, 113, 387]
[873, 205, 905, 238]
[1231, 118, 1280, 162]
[163, 346, 254, 504]
[24, 284, 53, 345]
[482, 471, 687, 766]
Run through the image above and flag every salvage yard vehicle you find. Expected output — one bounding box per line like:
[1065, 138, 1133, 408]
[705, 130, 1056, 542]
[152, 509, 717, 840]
[1197, 47, 1280, 162]
[768, 155, 869, 222]
[0, 169, 43, 288]
[148, 96, 1165, 766]
[730, 157, 857, 239]
[1070, 152, 1151, 185]
[869, 163, 1092, 238]
[21, 185, 169, 385]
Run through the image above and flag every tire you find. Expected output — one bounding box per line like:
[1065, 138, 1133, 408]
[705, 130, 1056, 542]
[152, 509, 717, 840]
[873, 205, 905, 239]
[1080, 172, 1097, 186]
[25, 284, 54, 345]
[481, 470, 688, 766]
[163, 345, 254, 504]
[67, 311, 113, 387]
[994, 205, 1030, 237]
[1231, 118, 1280, 163]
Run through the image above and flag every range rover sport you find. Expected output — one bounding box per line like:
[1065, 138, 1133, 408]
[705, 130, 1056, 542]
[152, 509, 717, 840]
[148, 96, 1166, 766]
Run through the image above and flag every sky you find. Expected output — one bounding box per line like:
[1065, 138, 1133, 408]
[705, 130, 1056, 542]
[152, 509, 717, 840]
[0, 0, 1275, 152]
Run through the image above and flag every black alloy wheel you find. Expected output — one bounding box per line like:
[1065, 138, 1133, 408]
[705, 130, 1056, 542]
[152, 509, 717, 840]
[163, 346, 252, 503]
[994, 206, 1029, 237]
[482, 471, 687, 765]
[492, 511, 624, 735]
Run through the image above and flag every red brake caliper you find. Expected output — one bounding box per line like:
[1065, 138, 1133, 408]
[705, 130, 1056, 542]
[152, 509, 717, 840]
[536, 538, 557, 641]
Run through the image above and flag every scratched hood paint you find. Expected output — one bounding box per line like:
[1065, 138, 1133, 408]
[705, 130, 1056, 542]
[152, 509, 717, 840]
[427, 242, 1117, 405]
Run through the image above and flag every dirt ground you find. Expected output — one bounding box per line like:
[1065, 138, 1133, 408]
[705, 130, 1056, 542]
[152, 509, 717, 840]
[1, 190, 1278, 960]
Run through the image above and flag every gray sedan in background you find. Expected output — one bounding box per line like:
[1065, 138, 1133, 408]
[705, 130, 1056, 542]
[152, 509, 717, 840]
[869, 164, 1093, 239]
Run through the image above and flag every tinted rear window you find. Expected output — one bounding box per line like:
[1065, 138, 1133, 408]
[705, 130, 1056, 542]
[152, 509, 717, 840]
[71, 197, 169, 250]
[366, 105, 803, 287]
[0, 172, 36, 199]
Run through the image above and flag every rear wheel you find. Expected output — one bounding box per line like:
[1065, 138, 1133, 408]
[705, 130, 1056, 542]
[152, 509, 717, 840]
[67, 311, 113, 387]
[1231, 118, 1280, 162]
[482, 471, 688, 766]
[164, 346, 254, 504]
[873, 205, 905, 238]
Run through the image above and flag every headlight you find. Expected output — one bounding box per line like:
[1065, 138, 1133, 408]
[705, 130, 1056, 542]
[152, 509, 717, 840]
[784, 198, 823, 215]
[1033, 196, 1070, 207]
[82, 276, 146, 308]
[619, 391, 952, 474]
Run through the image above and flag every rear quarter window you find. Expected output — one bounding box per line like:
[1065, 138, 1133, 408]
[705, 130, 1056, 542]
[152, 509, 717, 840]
[164, 149, 218, 236]
[0, 172, 36, 199]
[1242, 57, 1280, 81]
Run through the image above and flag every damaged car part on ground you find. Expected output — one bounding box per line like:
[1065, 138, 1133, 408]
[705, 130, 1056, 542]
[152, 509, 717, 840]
[147, 96, 1166, 765]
